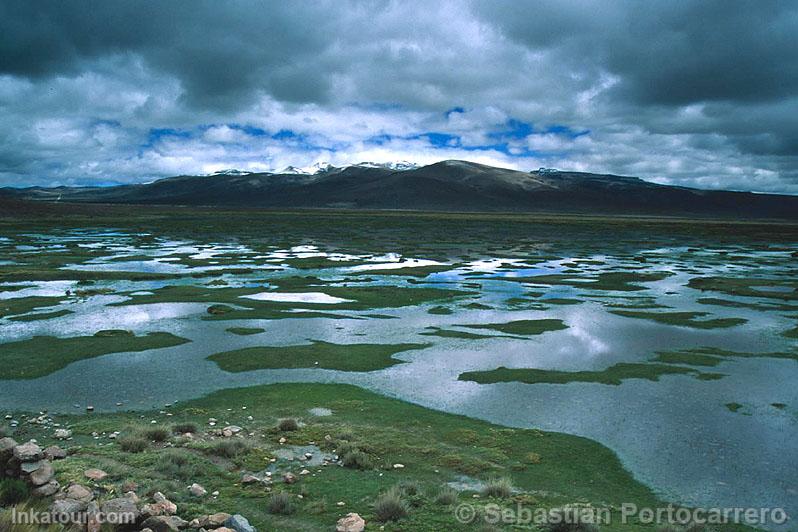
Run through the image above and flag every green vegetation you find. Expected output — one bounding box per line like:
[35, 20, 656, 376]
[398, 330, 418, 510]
[427, 305, 453, 315]
[610, 310, 747, 329]
[725, 402, 744, 413]
[0, 296, 65, 319]
[111, 282, 473, 321]
[419, 327, 496, 340]
[688, 276, 798, 301]
[0, 479, 29, 506]
[0, 331, 190, 379]
[490, 271, 673, 291]
[460, 363, 724, 386]
[208, 340, 430, 372]
[7, 309, 74, 322]
[458, 318, 568, 336]
[652, 347, 798, 366]
[481, 476, 513, 498]
[0, 378, 756, 530]
[226, 326, 266, 336]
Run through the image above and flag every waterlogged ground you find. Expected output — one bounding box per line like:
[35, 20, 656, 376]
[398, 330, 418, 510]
[1, 211, 797, 527]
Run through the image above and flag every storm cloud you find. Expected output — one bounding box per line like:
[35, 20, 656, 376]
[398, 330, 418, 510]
[1, 0, 796, 192]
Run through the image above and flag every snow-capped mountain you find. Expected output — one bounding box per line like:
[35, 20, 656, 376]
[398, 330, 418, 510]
[280, 161, 418, 175]
[209, 169, 253, 176]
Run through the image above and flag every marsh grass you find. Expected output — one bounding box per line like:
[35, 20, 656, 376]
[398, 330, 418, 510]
[118, 434, 149, 453]
[374, 486, 409, 522]
[267, 491, 296, 515]
[481, 477, 513, 498]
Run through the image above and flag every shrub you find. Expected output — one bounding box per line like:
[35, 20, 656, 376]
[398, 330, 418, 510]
[481, 477, 513, 498]
[118, 435, 148, 453]
[154, 449, 204, 481]
[336, 428, 355, 441]
[144, 427, 170, 442]
[434, 486, 458, 505]
[172, 423, 198, 434]
[0, 479, 30, 506]
[341, 450, 372, 469]
[396, 480, 422, 497]
[277, 418, 299, 432]
[267, 492, 295, 515]
[374, 487, 409, 522]
[207, 438, 250, 458]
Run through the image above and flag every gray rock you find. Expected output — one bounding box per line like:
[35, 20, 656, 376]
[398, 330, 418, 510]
[140, 515, 189, 531]
[0, 437, 18, 460]
[66, 484, 94, 502]
[32, 480, 60, 497]
[51, 498, 88, 517]
[224, 514, 257, 532]
[20, 459, 45, 473]
[44, 445, 67, 460]
[53, 428, 72, 440]
[100, 497, 141, 524]
[29, 460, 55, 485]
[13, 441, 42, 461]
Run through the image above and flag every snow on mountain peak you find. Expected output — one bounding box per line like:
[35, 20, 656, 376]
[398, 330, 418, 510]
[279, 161, 418, 174]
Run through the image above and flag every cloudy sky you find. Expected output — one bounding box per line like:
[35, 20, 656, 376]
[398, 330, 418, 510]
[1, 1, 797, 193]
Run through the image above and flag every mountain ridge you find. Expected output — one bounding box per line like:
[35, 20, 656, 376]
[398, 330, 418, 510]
[3, 160, 797, 220]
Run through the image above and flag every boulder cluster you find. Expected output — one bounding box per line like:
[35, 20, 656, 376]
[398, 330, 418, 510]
[1, 436, 258, 531]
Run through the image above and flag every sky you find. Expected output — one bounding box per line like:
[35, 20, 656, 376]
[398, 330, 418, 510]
[1, 1, 797, 193]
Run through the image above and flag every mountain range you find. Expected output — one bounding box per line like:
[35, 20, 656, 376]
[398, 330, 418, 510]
[3, 160, 798, 219]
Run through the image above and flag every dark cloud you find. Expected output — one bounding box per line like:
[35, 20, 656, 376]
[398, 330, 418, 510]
[0, 0, 796, 192]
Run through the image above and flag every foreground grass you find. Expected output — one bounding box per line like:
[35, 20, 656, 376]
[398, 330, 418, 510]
[208, 340, 430, 372]
[2, 382, 755, 531]
[0, 331, 190, 379]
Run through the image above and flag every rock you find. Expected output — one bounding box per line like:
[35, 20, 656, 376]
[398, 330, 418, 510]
[140, 515, 188, 532]
[21, 459, 45, 473]
[224, 514, 257, 532]
[194, 512, 231, 528]
[241, 474, 259, 484]
[392, 463, 405, 469]
[336, 501, 346, 506]
[66, 484, 94, 502]
[13, 441, 43, 461]
[84, 468, 108, 481]
[222, 425, 242, 437]
[142, 492, 177, 516]
[282, 472, 296, 484]
[299, 469, 310, 475]
[216, 528, 236, 532]
[0, 437, 18, 460]
[32, 480, 60, 497]
[86, 501, 101, 532]
[189, 482, 207, 497]
[44, 445, 67, 460]
[54, 428, 72, 440]
[29, 460, 55, 485]
[124, 491, 140, 503]
[336, 512, 366, 532]
[100, 497, 141, 523]
[51, 498, 88, 516]
[278, 437, 286, 444]
[86, 406, 94, 412]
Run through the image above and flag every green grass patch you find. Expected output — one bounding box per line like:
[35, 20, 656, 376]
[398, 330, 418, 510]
[457, 319, 568, 336]
[226, 327, 266, 336]
[208, 340, 430, 372]
[610, 310, 747, 329]
[459, 363, 723, 386]
[0, 331, 190, 379]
